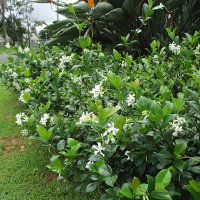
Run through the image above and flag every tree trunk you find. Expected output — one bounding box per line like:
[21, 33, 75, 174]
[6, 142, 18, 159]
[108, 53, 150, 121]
[1, 0, 7, 44]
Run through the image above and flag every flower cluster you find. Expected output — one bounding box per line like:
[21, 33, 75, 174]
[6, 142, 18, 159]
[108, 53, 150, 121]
[194, 44, 200, 55]
[5, 43, 11, 49]
[78, 112, 96, 125]
[40, 113, 50, 127]
[90, 83, 104, 99]
[16, 113, 29, 126]
[21, 129, 29, 136]
[169, 42, 181, 55]
[169, 116, 186, 136]
[126, 93, 136, 107]
[103, 122, 119, 144]
[92, 142, 105, 157]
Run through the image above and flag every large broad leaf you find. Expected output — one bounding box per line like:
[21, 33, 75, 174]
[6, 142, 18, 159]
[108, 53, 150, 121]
[122, 0, 136, 18]
[155, 169, 171, 190]
[120, 184, 133, 199]
[86, 182, 98, 192]
[90, 2, 114, 17]
[104, 175, 118, 187]
[47, 26, 79, 46]
[46, 20, 75, 32]
[150, 192, 172, 200]
[56, 25, 79, 38]
[174, 139, 187, 156]
[57, 2, 89, 17]
[100, 8, 127, 21]
[104, 107, 120, 118]
[37, 125, 52, 141]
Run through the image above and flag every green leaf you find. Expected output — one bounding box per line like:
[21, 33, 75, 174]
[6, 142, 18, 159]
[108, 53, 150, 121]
[151, 192, 172, 200]
[86, 183, 97, 193]
[44, 101, 51, 110]
[184, 185, 200, 200]
[150, 102, 162, 123]
[68, 138, 79, 147]
[68, 4, 75, 14]
[47, 155, 62, 174]
[120, 185, 133, 199]
[138, 96, 149, 110]
[147, 175, 155, 193]
[23, 92, 31, 103]
[113, 49, 122, 61]
[89, 154, 103, 161]
[190, 180, 200, 192]
[78, 37, 91, 49]
[37, 125, 52, 141]
[162, 102, 173, 117]
[106, 188, 118, 198]
[57, 140, 65, 151]
[162, 114, 177, 127]
[173, 160, 184, 172]
[190, 166, 200, 174]
[174, 139, 187, 156]
[131, 177, 140, 191]
[155, 169, 171, 189]
[104, 107, 120, 118]
[150, 40, 157, 49]
[95, 100, 103, 117]
[135, 184, 148, 196]
[172, 93, 185, 113]
[125, 54, 132, 65]
[108, 72, 122, 89]
[104, 175, 118, 187]
[24, 68, 31, 77]
[99, 164, 111, 177]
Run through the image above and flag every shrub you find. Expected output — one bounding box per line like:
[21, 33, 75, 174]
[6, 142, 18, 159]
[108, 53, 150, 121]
[1, 32, 200, 199]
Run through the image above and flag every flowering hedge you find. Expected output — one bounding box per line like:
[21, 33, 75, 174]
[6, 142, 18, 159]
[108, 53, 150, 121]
[1, 32, 200, 200]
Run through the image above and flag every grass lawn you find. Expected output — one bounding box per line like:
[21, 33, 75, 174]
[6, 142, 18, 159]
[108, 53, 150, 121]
[0, 46, 16, 55]
[0, 83, 96, 200]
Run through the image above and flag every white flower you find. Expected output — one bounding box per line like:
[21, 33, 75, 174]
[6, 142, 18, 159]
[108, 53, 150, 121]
[92, 142, 105, 157]
[86, 160, 94, 170]
[60, 55, 73, 64]
[21, 129, 29, 136]
[24, 47, 30, 53]
[169, 42, 181, 55]
[23, 115, 29, 122]
[153, 3, 165, 10]
[90, 83, 104, 99]
[47, 58, 53, 62]
[5, 43, 10, 49]
[126, 93, 136, 107]
[169, 116, 186, 137]
[18, 46, 23, 53]
[13, 82, 21, 91]
[107, 122, 119, 136]
[40, 113, 50, 126]
[78, 112, 96, 125]
[176, 116, 186, 125]
[194, 44, 200, 55]
[71, 75, 82, 84]
[154, 55, 158, 59]
[16, 113, 27, 126]
[123, 123, 133, 131]
[121, 60, 126, 67]
[12, 72, 19, 79]
[40, 60, 46, 66]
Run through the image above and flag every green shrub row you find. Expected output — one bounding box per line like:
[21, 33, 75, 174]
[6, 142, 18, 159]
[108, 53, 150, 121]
[1, 31, 200, 199]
